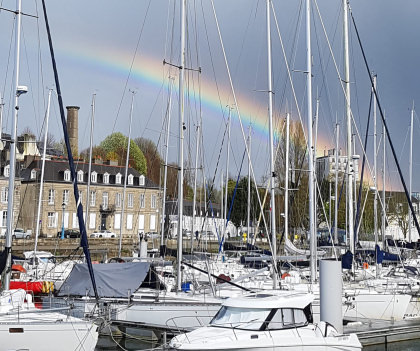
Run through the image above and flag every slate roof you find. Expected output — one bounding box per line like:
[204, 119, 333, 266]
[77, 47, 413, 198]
[20, 158, 158, 188]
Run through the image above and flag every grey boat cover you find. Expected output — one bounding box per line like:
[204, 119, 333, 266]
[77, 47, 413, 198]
[57, 262, 150, 298]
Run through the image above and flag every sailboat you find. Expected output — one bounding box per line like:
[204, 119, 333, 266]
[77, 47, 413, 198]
[0, 1, 99, 350]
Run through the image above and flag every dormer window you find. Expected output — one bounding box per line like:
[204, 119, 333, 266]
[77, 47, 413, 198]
[91, 171, 97, 183]
[115, 173, 122, 184]
[128, 174, 133, 185]
[4, 165, 10, 178]
[103, 172, 110, 184]
[77, 170, 84, 182]
[139, 175, 145, 186]
[30, 169, 37, 180]
[64, 169, 71, 182]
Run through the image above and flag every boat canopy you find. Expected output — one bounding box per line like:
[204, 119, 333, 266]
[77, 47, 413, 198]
[57, 262, 150, 298]
[223, 292, 314, 310]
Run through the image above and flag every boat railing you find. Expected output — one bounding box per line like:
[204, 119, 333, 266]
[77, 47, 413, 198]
[165, 314, 207, 334]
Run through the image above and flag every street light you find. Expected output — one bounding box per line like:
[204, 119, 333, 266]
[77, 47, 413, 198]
[61, 202, 66, 239]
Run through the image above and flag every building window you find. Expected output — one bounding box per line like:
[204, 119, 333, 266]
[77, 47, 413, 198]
[116, 173, 122, 184]
[140, 194, 145, 208]
[151, 194, 157, 209]
[128, 193, 134, 208]
[48, 189, 55, 204]
[139, 175, 145, 186]
[150, 214, 156, 231]
[48, 212, 57, 228]
[102, 192, 108, 209]
[78, 190, 83, 205]
[77, 170, 84, 182]
[4, 165, 10, 177]
[127, 214, 133, 230]
[63, 189, 69, 204]
[90, 191, 96, 206]
[91, 171, 97, 183]
[1, 187, 8, 203]
[128, 174, 133, 185]
[89, 213, 96, 229]
[64, 169, 71, 181]
[114, 213, 121, 230]
[115, 193, 122, 208]
[138, 214, 145, 230]
[31, 169, 37, 179]
[72, 213, 78, 228]
[1, 211, 7, 227]
[103, 172, 110, 184]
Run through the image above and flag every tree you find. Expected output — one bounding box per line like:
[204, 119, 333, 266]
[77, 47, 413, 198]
[99, 132, 147, 175]
[226, 176, 267, 228]
[134, 137, 162, 185]
[388, 192, 410, 240]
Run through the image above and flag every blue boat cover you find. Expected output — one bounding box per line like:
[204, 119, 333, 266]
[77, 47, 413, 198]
[341, 250, 353, 269]
[57, 262, 150, 298]
[375, 245, 399, 263]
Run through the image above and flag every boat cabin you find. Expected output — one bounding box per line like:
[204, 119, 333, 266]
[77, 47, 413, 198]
[210, 292, 313, 331]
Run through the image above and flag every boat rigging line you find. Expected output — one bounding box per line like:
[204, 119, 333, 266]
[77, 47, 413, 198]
[40, 0, 99, 301]
[349, 5, 420, 240]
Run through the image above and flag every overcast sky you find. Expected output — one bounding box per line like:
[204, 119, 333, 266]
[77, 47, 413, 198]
[0, 0, 419, 192]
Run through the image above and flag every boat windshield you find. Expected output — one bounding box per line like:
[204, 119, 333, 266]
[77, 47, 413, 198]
[210, 306, 271, 330]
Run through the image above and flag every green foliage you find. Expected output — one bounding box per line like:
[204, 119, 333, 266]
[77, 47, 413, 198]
[100, 132, 147, 175]
[134, 137, 162, 185]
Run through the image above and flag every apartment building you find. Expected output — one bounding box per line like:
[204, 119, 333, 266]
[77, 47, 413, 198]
[19, 158, 160, 237]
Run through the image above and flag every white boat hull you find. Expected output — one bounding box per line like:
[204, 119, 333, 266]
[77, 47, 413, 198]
[0, 318, 98, 351]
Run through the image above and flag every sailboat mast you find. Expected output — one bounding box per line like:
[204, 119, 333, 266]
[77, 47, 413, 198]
[161, 77, 174, 251]
[343, 0, 354, 255]
[382, 124, 386, 246]
[118, 91, 134, 258]
[4, 0, 23, 290]
[0, 94, 3, 140]
[266, 0, 277, 289]
[34, 89, 52, 254]
[86, 94, 96, 224]
[334, 123, 339, 244]
[190, 123, 200, 254]
[373, 75, 378, 275]
[224, 108, 231, 237]
[177, 0, 186, 292]
[85, 93, 96, 224]
[285, 113, 290, 242]
[409, 103, 414, 242]
[306, 0, 316, 283]
[313, 98, 319, 238]
[247, 127, 251, 241]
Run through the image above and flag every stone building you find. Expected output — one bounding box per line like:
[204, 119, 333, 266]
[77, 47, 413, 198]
[0, 133, 33, 236]
[19, 158, 160, 237]
[0, 176, 21, 236]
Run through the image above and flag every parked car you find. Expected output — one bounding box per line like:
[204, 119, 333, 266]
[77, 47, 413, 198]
[90, 230, 117, 238]
[146, 231, 159, 239]
[12, 228, 32, 240]
[56, 229, 81, 238]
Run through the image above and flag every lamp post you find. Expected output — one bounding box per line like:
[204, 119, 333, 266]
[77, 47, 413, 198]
[61, 202, 66, 239]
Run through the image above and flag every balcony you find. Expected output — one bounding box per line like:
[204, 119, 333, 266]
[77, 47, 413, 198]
[100, 204, 115, 213]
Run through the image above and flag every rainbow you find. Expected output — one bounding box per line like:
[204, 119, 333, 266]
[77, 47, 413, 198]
[57, 43, 274, 138]
[57, 43, 334, 150]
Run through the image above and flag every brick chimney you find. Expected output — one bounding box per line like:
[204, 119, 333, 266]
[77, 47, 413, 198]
[66, 106, 79, 157]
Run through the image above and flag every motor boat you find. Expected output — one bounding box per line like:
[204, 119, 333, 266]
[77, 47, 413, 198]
[168, 291, 361, 350]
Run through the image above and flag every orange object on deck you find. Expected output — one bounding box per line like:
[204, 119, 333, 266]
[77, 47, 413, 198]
[281, 272, 290, 279]
[11, 264, 27, 273]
